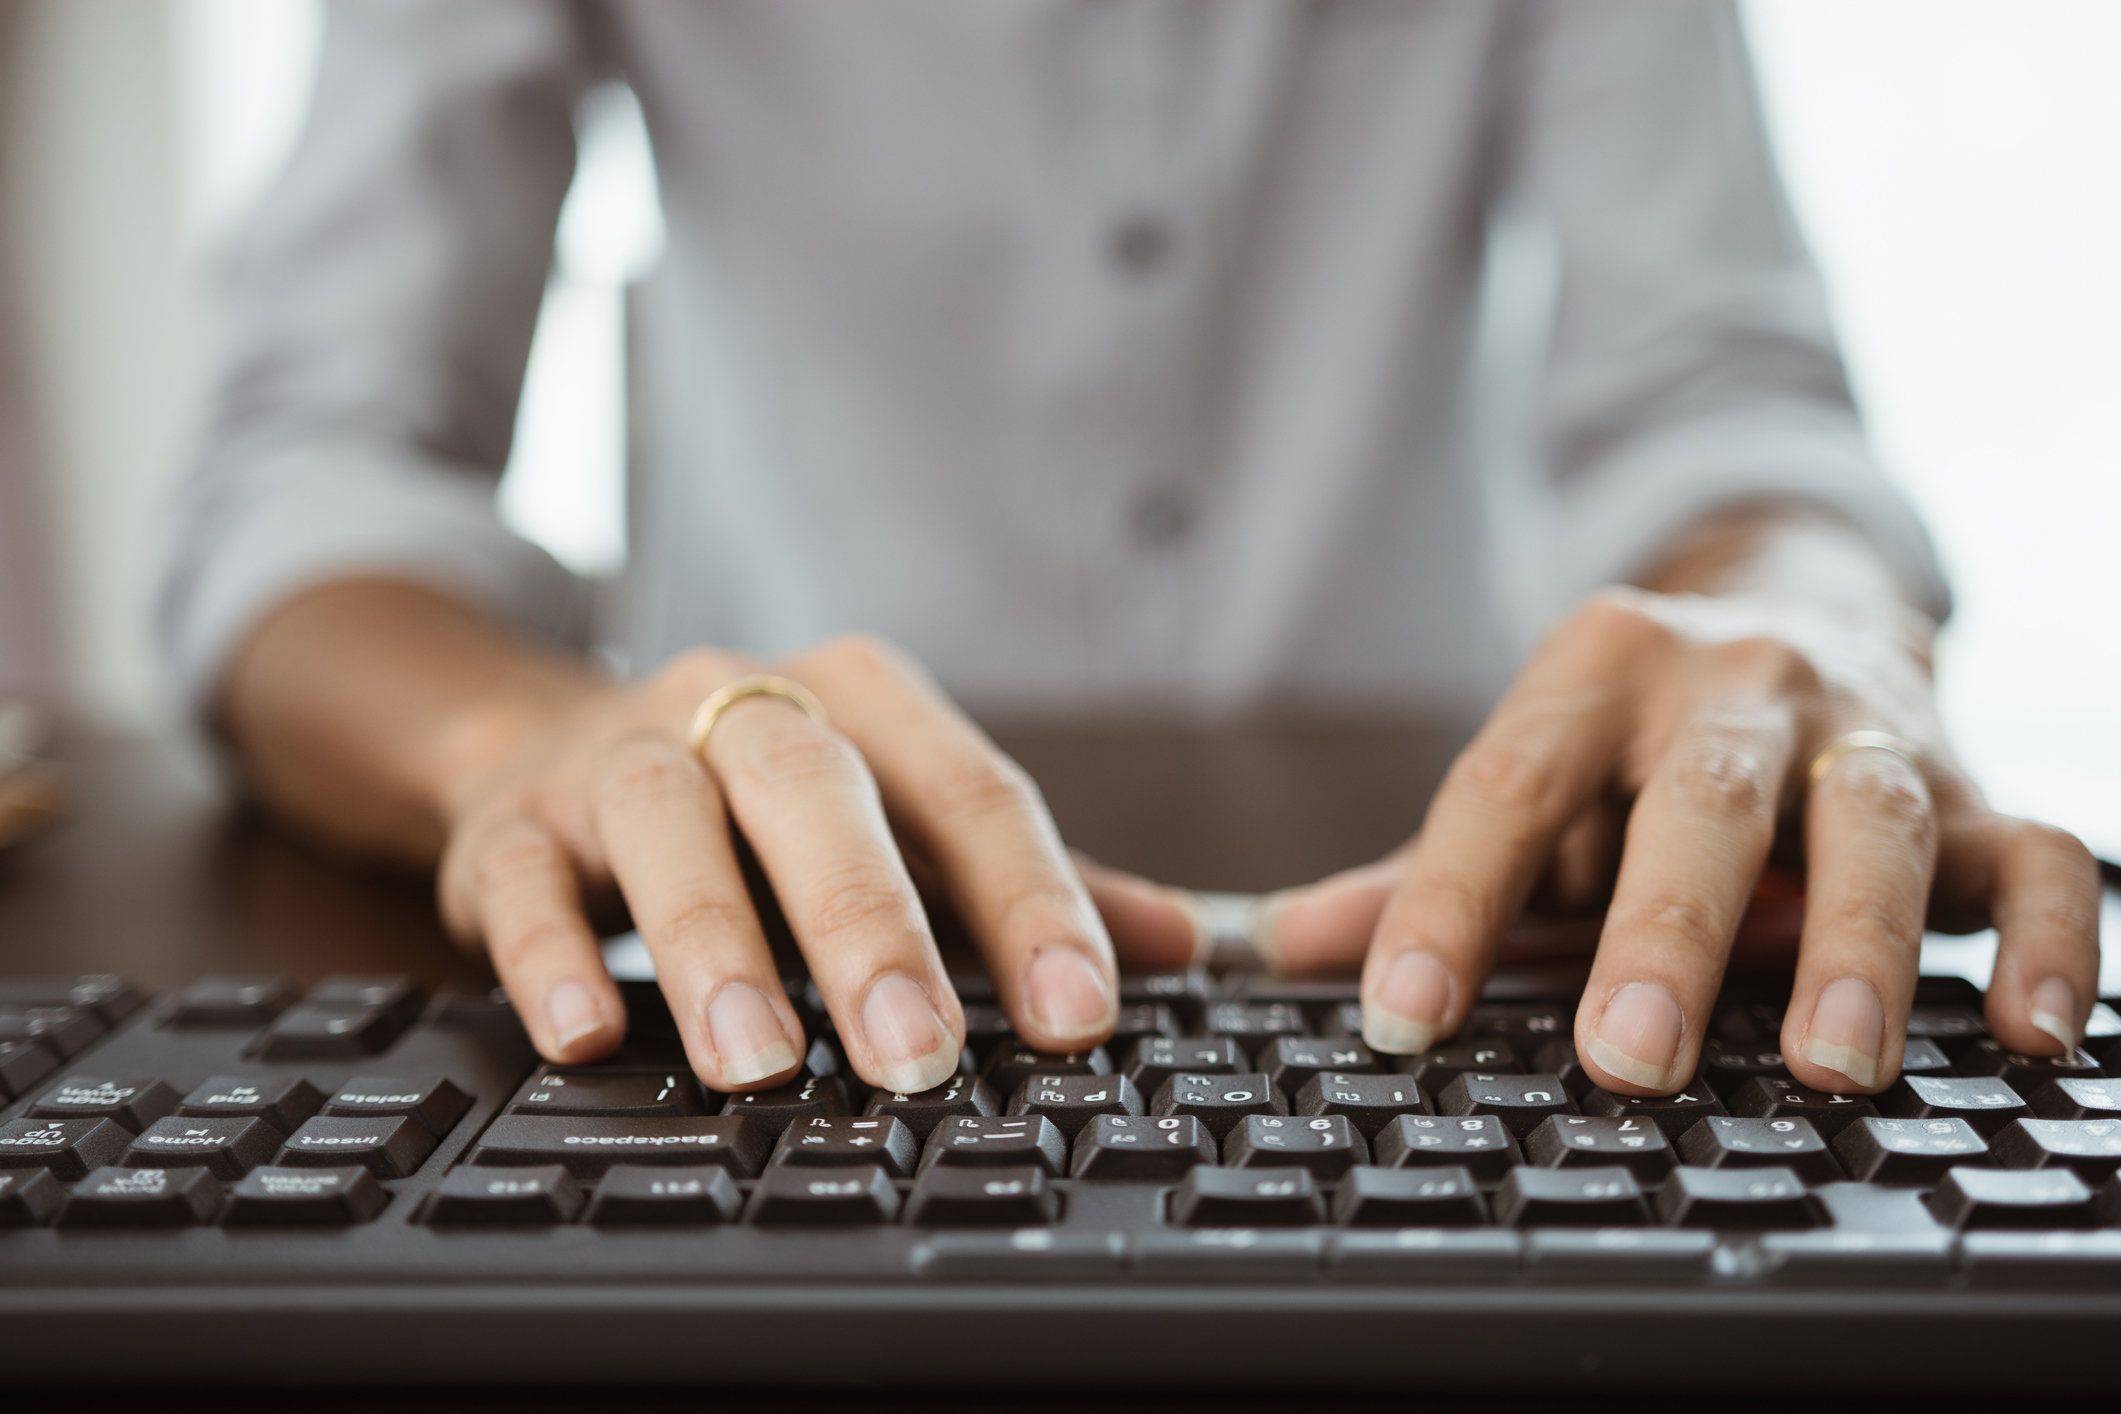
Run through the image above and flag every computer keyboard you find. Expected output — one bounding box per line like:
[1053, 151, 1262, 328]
[5, 969, 2121, 1390]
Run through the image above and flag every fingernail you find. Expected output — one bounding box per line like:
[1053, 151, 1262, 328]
[1025, 948, 1117, 1043]
[860, 973, 958, 1094]
[2029, 976, 2081, 1053]
[706, 981, 800, 1086]
[1587, 981, 1686, 1091]
[1363, 950, 1453, 1054]
[1174, 890, 1213, 966]
[1801, 976, 1885, 1088]
[545, 979, 607, 1053]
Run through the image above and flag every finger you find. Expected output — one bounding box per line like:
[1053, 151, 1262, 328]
[1781, 743, 1938, 1093]
[1255, 858, 1401, 976]
[441, 814, 623, 1064]
[794, 636, 1118, 1052]
[1935, 810, 2101, 1055]
[1073, 853, 1205, 972]
[1360, 600, 1651, 1053]
[591, 735, 807, 1091]
[700, 689, 964, 1095]
[1575, 704, 1798, 1094]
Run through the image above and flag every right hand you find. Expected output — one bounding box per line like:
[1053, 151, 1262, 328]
[433, 635, 1201, 1093]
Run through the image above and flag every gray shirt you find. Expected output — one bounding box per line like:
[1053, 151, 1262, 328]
[162, 0, 1948, 720]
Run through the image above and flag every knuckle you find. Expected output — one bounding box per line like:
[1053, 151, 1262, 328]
[1450, 736, 1564, 818]
[472, 819, 566, 896]
[595, 735, 702, 806]
[728, 723, 866, 792]
[800, 864, 922, 946]
[1824, 754, 1933, 832]
[1713, 635, 1822, 696]
[1820, 891, 1922, 951]
[808, 631, 904, 678]
[660, 892, 757, 946]
[928, 752, 1042, 824]
[1663, 739, 1774, 818]
[2018, 819, 2096, 873]
[497, 919, 585, 966]
[1614, 892, 1727, 954]
[1567, 586, 1664, 645]
[656, 646, 742, 696]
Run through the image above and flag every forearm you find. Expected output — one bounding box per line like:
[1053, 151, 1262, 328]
[216, 579, 606, 866]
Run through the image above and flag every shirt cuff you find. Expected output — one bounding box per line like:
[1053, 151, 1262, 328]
[160, 440, 590, 715]
[1544, 413, 1953, 626]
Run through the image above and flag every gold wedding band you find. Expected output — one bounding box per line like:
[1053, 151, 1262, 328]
[1807, 729, 1922, 787]
[686, 675, 830, 759]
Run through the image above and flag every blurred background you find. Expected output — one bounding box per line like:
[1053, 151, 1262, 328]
[0, 0, 2115, 850]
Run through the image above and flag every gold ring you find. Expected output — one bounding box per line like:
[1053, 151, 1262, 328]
[686, 675, 830, 759]
[1807, 729, 1922, 787]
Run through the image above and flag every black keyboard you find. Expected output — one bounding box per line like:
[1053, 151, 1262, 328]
[6, 969, 2121, 1391]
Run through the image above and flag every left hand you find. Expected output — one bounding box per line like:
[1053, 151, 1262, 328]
[1248, 586, 2101, 1095]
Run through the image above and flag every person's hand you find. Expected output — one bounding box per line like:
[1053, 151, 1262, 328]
[1250, 587, 2101, 1095]
[433, 635, 1199, 1093]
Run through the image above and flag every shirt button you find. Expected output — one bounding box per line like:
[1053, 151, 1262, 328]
[1107, 215, 1173, 275]
[1130, 487, 1197, 547]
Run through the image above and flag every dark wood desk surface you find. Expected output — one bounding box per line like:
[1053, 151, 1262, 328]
[0, 723, 2052, 1411]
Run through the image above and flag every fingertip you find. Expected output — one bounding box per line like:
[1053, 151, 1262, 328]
[541, 976, 626, 1063]
[1075, 857, 1201, 970]
[1273, 860, 1399, 977]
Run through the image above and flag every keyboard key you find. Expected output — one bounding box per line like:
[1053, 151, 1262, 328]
[1168, 1165, 1324, 1227]
[1710, 1002, 1785, 1045]
[322, 1074, 472, 1135]
[863, 1073, 999, 1139]
[955, 1004, 1013, 1047]
[0, 1169, 62, 1227]
[1205, 1002, 1306, 1040]
[1118, 971, 1210, 1029]
[1399, 1042, 1525, 1088]
[1927, 1166, 2097, 1230]
[1292, 1071, 1429, 1136]
[1654, 1165, 1820, 1229]
[719, 1074, 852, 1131]
[905, 1164, 1059, 1227]
[584, 1165, 743, 1226]
[59, 1165, 224, 1228]
[1959, 1231, 2121, 1290]
[29, 1076, 178, 1131]
[1991, 1118, 2121, 1181]
[1675, 1115, 1840, 1183]
[1579, 1082, 1724, 1138]
[772, 1116, 919, 1175]
[1107, 1003, 1181, 1045]
[1132, 1229, 1326, 1279]
[426, 1165, 583, 1225]
[1225, 1113, 1365, 1177]
[0, 1117, 131, 1178]
[1436, 1072, 1575, 1135]
[1124, 1037, 1246, 1097]
[224, 1165, 389, 1227]
[0, 1040, 58, 1100]
[0, 975, 144, 1025]
[1007, 1073, 1142, 1139]
[1374, 1114, 1521, 1181]
[166, 975, 295, 1027]
[1832, 1117, 1989, 1183]
[1726, 1076, 1878, 1135]
[507, 1069, 704, 1118]
[982, 1044, 1110, 1100]
[1905, 1003, 1987, 1045]
[306, 975, 424, 1025]
[253, 1004, 405, 1060]
[2032, 1077, 2121, 1121]
[1464, 1003, 1569, 1040]
[1152, 1072, 1286, 1138]
[177, 1075, 326, 1134]
[1701, 1046, 1790, 1098]
[1329, 1229, 1522, 1282]
[1494, 1166, 1649, 1227]
[745, 1163, 900, 1225]
[1899, 1038, 1955, 1075]
[916, 1229, 1126, 1281]
[1959, 1039, 2105, 1089]
[1331, 1164, 1485, 1228]
[1525, 1116, 1675, 1181]
[1257, 1036, 1379, 1090]
[1880, 1076, 2030, 1136]
[921, 1115, 1068, 1174]
[123, 1116, 282, 1178]
[1524, 1229, 1717, 1283]
[0, 1006, 102, 1058]
[1530, 1039, 1594, 1098]
[470, 1115, 768, 1178]
[279, 1115, 437, 1178]
[1069, 1115, 1216, 1179]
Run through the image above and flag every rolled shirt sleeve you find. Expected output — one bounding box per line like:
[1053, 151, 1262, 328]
[159, 0, 599, 711]
[1511, 0, 1952, 620]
